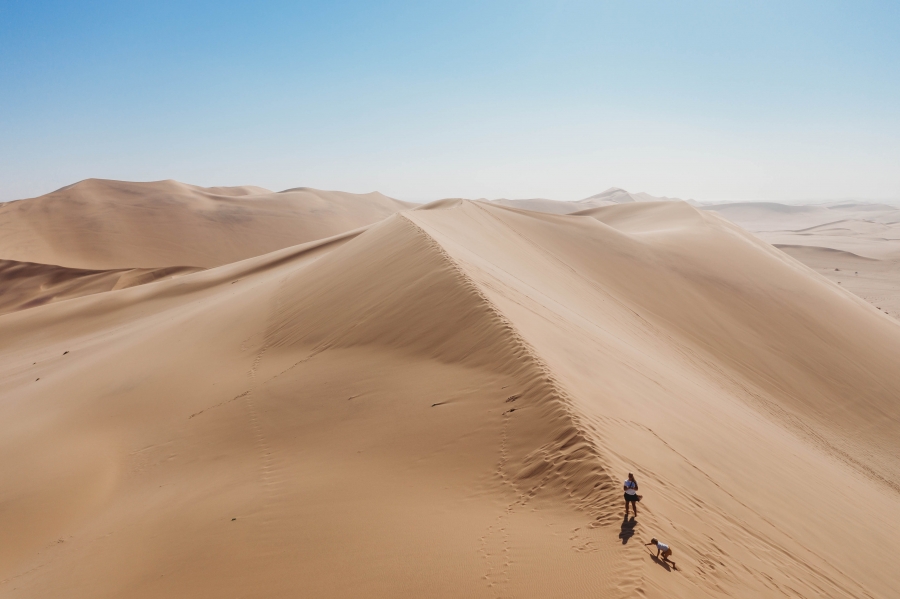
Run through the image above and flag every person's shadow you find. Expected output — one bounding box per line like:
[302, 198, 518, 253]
[649, 552, 677, 571]
[618, 516, 637, 544]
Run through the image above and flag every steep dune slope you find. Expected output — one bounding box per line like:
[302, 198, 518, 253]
[0, 219, 632, 598]
[702, 200, 900, 321]
[1, 201, 899, 598]
[408, 201, 900, 597]
[0, 179, 413, 269]
[773, 245, 900, 318]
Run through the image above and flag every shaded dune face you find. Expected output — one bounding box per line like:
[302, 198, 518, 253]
[1, 200, 899, 598]
[0, 178, 413, 270]
[0, 259, 202, 315]
[265, 215, 623, 519]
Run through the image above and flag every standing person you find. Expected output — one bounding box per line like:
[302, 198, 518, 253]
[623, 472, 641, 517]
[646, 538, 675, 566]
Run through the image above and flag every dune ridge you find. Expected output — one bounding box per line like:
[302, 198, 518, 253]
[0, 259, 202, 315]
[703, 199, 900, 319]
[1, 196, 899, 597]
[490, 187, 688, 215]
[399, 215, 622, 521]
[263, 213, 622, 520]
[407, 200, 900, 595]
[0, 178, 413, 269]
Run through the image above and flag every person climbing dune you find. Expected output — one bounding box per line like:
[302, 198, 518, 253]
[646, 538, 675, 567]
[624, 472, 641, 517]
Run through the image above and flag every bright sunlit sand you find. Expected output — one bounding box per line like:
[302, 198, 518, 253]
[2, 181, 900, 598]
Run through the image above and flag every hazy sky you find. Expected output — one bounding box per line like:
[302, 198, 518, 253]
[1, 1, 898, 203]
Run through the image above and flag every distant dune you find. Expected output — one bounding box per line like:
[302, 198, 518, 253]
[491, 187, 689, 215]
[702, 200, 900, 232]
[0, 179, 413, 269]
[0, 259, 202, 316]
[580, 186, 686, 205]
[702, 199, 900, 318]
[2, 193, 899, 598]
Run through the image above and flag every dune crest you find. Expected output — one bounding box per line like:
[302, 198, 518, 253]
[0, 178, 413, 269]
[0, 259, 202, 315]
[490, 187, 688, 215]
[704, 199, 900, 318]
[1, 198, 899, 597]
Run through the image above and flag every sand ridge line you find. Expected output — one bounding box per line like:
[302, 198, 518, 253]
[397, 208, 615, 524]
[400, 212, 642, 594]
[263, 341, 334, 385]
[468, 200, 708, 381]
[0, 562, 45, 587]
[0, 179, 414, 270]
[402, 212, 621, 514]
[188, 390, 250, 419]
[5, 192, 900, 597]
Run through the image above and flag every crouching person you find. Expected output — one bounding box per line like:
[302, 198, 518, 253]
[646, 538, 675, 566]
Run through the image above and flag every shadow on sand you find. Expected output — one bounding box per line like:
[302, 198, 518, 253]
[618, 516, 637, 544]
[649, 552, 677, 571]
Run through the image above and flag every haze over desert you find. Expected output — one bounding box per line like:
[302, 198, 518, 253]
[3, 2, 900, 598]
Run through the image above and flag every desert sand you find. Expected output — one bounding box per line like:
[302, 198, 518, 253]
[1, 183, 899, 598]
[0, 259, 202, 316]
[704, 201, 900, 319]
[491, 186, 687, 215]
[0, 179, 413, 269]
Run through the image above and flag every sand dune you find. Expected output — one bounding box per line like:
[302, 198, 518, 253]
[762, 223, 900, 260]
[0, 259, 202, 316]
[702, 200, 900, 320]
[0, 179, 413, 269]
[490, 197, 583, 214]
[2, 196, 899, 598]
[703, 200, 900, 233]
[580, 186, 686, 205]
[771, 245, 900, 318]
[492, 187, 686, 215]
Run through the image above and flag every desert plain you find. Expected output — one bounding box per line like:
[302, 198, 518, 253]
[1, 180, 899, 598]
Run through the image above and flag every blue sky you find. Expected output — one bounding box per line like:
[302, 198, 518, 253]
[1, 1, 898, 202]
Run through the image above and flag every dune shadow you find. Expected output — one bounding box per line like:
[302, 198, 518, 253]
[618, 516, 636, 544]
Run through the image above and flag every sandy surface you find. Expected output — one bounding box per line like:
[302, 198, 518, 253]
[1, 186, 899, 598]
[492, 187, 686, 214]
[0, 259, 202, 316]
[704, 201, 900, 319]
[0, 178, 412, 269]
